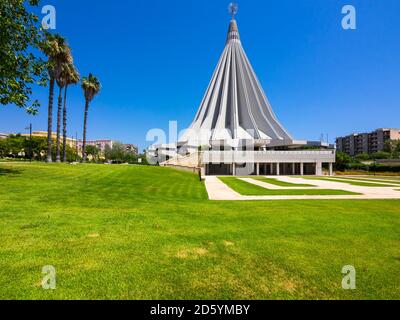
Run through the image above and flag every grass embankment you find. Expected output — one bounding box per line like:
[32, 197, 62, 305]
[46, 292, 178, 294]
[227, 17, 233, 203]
[251, 177, 315, 187]
[0, 163, 399, 300]
[219, 177, 360, 196]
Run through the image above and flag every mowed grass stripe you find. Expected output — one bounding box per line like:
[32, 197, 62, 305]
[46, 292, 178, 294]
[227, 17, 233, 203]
[345, 175, 400, 181]
[219, 177, 360, 196]
[303, 176, 398, 187]
[252, 177, 315, 187]
[322, 177, 399, 187]
[0, 163, 207, 206]
[335, 177, 400, 185]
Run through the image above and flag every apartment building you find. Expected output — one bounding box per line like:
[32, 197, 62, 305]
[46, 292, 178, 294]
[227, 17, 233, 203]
[77, 139, 113, 153]
[20, 131, 77, 148]
[336, 128, 400, 156]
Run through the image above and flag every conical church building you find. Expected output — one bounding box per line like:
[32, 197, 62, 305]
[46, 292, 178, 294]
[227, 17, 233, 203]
[156, 14, 335, 176]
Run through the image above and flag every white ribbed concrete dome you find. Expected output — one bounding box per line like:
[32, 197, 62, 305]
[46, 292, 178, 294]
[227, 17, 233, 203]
[180, 18, 293, 147]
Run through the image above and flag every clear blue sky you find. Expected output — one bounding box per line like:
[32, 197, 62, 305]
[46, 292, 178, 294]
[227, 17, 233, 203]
[1, 0, 399, 151]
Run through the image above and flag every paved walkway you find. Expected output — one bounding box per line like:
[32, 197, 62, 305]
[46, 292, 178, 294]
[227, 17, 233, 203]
[205, 176, 400, 201]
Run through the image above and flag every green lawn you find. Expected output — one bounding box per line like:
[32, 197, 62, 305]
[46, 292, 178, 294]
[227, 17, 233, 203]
[335, 177, 400, 185]
[0, 163, 399, 300]
[303, 177, 398, 187]
[251, 177, 315, 187]
[219, 177, 360, 196]
[363, 176, 400, 181]
[338, 174, 400, 180]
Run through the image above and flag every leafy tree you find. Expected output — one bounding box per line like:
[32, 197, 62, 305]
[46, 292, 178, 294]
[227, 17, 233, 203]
[371, 151, 391, 160]
[81, 74, 101, 162]
[335, 151, 352, 171]
[103, 142, 140, 164]
[0, 139, 5, 157]
[106, 142, 125, 163]
[138, 156, 149, 165]
[383, 139, 400, 158]
[0, 134, 79, 161]
[355, 153, 371, 161]
[85, 145, 100, 162]
[383, 140, 396, 153]
[0, 0, 47, 114]
[24, 136, 47, 159]
[1, 134, 25, 156]
[0, 134, 42, 158]
[104, 144, 112, 161]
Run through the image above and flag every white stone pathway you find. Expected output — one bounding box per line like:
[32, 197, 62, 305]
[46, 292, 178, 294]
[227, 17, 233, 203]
[205, 176, 400, 201]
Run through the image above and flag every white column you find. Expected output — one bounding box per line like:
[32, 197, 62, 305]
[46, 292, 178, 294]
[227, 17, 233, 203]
[292, 163, 296, 175]
[329, 163, 333, 176]
[256, 163, 260, 176]
[316, 162, 322, 176]
[276, 163, 280, 176]
[300, 162, 304, 176]
[232, 163, 236, 176]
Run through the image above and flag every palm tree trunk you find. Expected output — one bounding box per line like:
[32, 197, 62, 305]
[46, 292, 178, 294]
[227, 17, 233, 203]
[62, 85, 68, 162]
[46, 78, 55, 163]
[82, 99, 89, 162]
[55, 86, 63, 162]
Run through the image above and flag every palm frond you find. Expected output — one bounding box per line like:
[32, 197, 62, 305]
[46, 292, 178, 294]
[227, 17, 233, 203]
[41, 33, 73, 79]
[81, 73, 101, 102]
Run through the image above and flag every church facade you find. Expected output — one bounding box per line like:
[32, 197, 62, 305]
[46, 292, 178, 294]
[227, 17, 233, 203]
[152, 16, 335, 176]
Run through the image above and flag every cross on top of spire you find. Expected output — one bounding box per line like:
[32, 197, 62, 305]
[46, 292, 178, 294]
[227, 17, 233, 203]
[228, 2, 238, 19]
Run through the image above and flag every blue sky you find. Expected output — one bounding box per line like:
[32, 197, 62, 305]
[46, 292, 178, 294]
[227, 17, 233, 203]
[1, 0, 399, 151]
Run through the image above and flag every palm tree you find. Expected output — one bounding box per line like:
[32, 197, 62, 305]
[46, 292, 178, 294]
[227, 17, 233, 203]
[55, 65, 67, 162]
[41, 33, 72, 163]
[81, 74, 101, 162]
[62, 64, 80, 162]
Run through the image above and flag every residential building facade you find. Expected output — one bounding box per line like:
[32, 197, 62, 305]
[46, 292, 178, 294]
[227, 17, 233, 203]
[336, 128, 400, 156]
[77, 139, 113, 153]
[21, 131, 77, 148]
[16, 131, 137, 156]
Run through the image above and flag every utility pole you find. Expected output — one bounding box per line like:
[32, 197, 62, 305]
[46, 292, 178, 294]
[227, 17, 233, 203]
[29, 123, 32, 163]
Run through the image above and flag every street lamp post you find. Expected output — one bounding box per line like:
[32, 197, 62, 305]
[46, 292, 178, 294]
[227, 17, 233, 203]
[76, 131, 78, 162]
[25, 124, 32, 163]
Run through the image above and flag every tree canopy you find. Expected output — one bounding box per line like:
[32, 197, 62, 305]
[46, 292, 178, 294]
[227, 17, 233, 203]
[0, 0, 48, 114]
